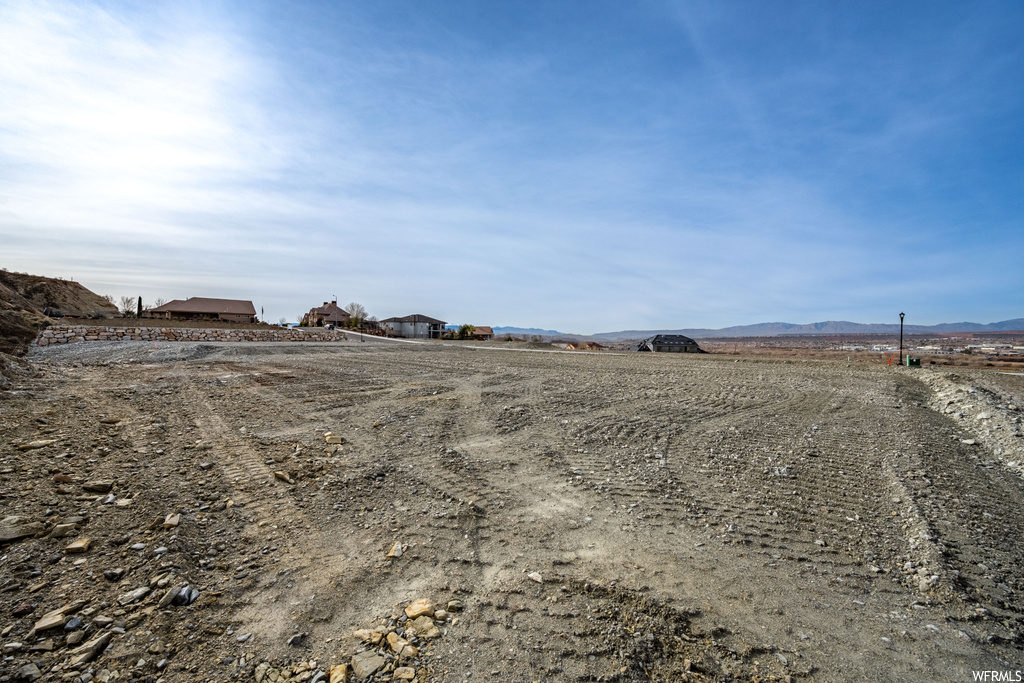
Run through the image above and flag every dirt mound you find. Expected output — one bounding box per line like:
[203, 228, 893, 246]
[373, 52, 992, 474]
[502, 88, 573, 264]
[0, 270, 116, 356]
[0, 270, 117, 319]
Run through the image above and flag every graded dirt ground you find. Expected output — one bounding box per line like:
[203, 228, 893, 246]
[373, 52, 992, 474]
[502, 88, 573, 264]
[2, 340, 1023, 682]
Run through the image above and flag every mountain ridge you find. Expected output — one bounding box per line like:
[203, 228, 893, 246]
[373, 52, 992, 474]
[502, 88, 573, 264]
[497, 319, 1024, 341]
[492, 326, 566, 337]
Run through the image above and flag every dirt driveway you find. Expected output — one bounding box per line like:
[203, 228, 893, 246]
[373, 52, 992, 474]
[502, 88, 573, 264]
[2, 340, 1023, 682]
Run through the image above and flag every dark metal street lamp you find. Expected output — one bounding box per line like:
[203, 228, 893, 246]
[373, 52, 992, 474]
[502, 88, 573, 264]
[899, 312, 905, 367]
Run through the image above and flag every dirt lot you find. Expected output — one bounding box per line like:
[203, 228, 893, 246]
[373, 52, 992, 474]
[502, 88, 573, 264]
[2, 339, 1023, 682]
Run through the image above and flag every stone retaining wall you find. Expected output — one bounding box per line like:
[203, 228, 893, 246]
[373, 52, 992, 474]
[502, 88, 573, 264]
[35, 325, 350, 346]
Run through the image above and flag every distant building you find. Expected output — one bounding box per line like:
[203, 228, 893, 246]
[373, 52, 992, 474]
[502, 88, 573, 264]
[380, 314, 447, 339]
[637, 334, 703, 353]
[149, 297, 257, 323]
[471, 326, 494, 340]
[306, 300, 350, 327]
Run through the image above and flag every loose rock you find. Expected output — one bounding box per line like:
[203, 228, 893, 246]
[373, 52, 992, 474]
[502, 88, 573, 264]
[405, 598, 433, 618]
[351, 650, 385, 679]
[64, 537, 92, 553]
[17, 440, 55, 451]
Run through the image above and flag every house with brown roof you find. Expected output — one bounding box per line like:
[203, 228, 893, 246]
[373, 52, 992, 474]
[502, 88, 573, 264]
[471, 326, 494, 340]
[305, 300, 351, 327]
[148, 297, 257, 323]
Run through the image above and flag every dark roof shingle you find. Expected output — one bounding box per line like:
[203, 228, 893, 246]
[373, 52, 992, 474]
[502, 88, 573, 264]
[381, 314, 446, 324]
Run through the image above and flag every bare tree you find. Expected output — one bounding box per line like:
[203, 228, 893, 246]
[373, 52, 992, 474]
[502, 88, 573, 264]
[152, 298, 167, 309]
[345, 302, 367, 328]
[279, 317, 288, 326]
[345, 302, 367, 319]
[118, 296, 137, 318]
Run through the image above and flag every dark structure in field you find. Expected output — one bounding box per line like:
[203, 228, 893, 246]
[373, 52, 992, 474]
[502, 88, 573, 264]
[637, 334, 704, 353]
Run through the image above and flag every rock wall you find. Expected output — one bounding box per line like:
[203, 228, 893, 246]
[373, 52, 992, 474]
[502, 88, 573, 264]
[34, 325, 350, 346]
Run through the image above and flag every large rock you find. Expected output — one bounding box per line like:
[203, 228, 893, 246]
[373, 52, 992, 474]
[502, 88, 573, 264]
[32, 610, 67, 632]
[68, 631, 112, 667]
[404, 598, 433, 618]
[117, 586, 151, 605]
[17, 440, 55, 451]
[64, 538, 92, 553]
[157, 584, 182, 608]
[48, 523, 77, 538]
[350, 650, 385, 679]
[352, 629, 381, 645]
[386, 632, 418, 658]
[0, 522, 45, 543]
[411, 615, 440, 639]
[18, 663, 41, 681]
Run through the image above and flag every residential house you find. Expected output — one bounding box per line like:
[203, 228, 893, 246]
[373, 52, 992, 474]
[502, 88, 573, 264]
[306, 300, 351, 327]
[149, 297, 257, 323]
[380, 314, 446, 339]
[471, 326, 494, 340]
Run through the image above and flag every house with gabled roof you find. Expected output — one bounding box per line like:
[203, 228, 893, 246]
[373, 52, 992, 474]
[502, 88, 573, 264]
[305, 300, 351, 327]
[471, 326, 494, 340]
[380, 314, 446, 339]
[149, 297, 257, 323]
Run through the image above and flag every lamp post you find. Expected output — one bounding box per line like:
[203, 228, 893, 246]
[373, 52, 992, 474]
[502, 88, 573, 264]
[899, 312, 905, 367]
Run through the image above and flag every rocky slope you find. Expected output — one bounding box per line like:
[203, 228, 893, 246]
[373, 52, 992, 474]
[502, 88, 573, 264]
[0, 270, 117, 356]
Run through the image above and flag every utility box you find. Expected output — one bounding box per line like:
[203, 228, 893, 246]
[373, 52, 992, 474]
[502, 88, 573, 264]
[906, 356, 921, 367]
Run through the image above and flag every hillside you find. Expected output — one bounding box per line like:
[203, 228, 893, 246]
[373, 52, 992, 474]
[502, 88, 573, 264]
[0, 270, 116, 355]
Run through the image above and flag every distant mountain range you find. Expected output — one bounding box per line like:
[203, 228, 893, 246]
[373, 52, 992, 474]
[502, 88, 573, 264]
[495, 319, 1024, 341]
[493, 326, 567, 337]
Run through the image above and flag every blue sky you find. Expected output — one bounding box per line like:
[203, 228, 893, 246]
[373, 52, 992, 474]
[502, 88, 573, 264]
[1, 1, 1021, 333]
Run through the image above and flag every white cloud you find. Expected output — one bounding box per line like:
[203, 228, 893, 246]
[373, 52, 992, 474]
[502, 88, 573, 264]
[0, 1, 294, 237]
[1, 2, 1019, 330]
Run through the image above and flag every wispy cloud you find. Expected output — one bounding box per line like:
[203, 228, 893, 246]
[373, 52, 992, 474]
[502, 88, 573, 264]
[1, 1, 1021, 331]
[0, 2, 292, 232]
